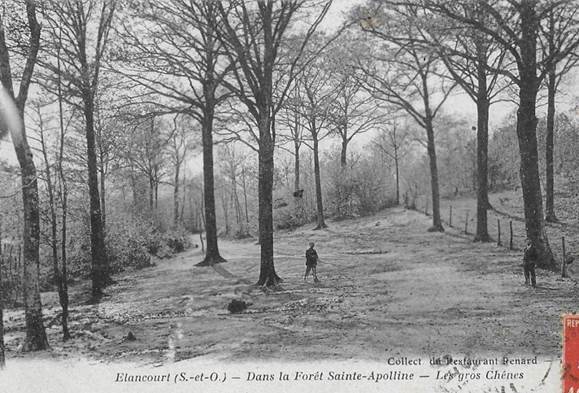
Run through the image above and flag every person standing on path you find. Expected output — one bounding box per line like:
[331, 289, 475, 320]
[304, 242, 320, 283]
[523, 239, 537, 288]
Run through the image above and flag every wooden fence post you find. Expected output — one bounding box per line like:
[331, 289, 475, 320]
[509, 220, 513, 250]
[562, 236, 567, 278]
[497, 219, 502, 246]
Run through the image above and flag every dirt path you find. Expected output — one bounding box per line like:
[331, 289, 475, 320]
[3, 207, 578, 364]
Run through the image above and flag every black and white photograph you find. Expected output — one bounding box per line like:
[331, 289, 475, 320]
[0, 0, 578, 392]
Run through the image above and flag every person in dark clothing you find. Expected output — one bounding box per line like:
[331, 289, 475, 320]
[304, 242, 319, 282]
[523, 239, 537, 288]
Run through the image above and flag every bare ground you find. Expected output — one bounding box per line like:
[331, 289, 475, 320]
[3, 206, 579, 365]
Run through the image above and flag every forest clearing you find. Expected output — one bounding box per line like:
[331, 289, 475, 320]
[2, 189, 578, 365]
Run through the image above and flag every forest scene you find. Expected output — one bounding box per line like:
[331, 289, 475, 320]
[0, 0, 578, 372]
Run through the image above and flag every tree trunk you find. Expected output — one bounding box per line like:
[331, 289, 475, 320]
[242, 167, 250, 231]
[256, 114, 281, 286]
[222, 192, 230, 236]
[59, 187, 70, 341]
[231, 171, 242, 227]
[425, 118, 443, 232]
[17, 125, 49, 351]
[0, 220, 5, 368]
[83, 93, 110, 300]
[545, 65, 557, 222]
[154, 181, 159, 210]
[294, 141, 300, 192]
[174, 162, 180, 227]
[474, 88, 491, 242]
[516, 2, 556, 270]
[340, 136, 348, 168]
[57, 131, 70, 341]
[313, 135, 327, 229]
[197, 107, 225, 265]
[473, 37, 491, 242]
[293, 140, 305, 223]
[419, 69, 444, 232]
[40, 123, 70, 341]
[148, 178, 154, 211]
[99, 155, 106, 228]
[199, 192, 206, 253]
[394, 144, 400, 206]
[180, 175, 186, 224]
[0, 3, 48, 350]
[130, 166, 138, 207]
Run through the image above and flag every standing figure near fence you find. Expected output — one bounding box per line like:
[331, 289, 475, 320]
[523, 239, 537, 288]
[304, 242, 320, 283]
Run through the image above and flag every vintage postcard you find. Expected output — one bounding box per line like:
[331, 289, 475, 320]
[0, 0, 578, 392]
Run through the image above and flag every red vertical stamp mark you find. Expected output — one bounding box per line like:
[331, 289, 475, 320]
[563, 315, 579, 393]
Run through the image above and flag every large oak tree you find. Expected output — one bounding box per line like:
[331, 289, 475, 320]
[215, 0, 333, 285]
[0, 0, 48, 350]
[116, 0, 231, 265]
[540, 4, 579, 222]
[417, 3, 510, 241]
[356, 4, 456, 232]
[42, 0, 116, 299]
